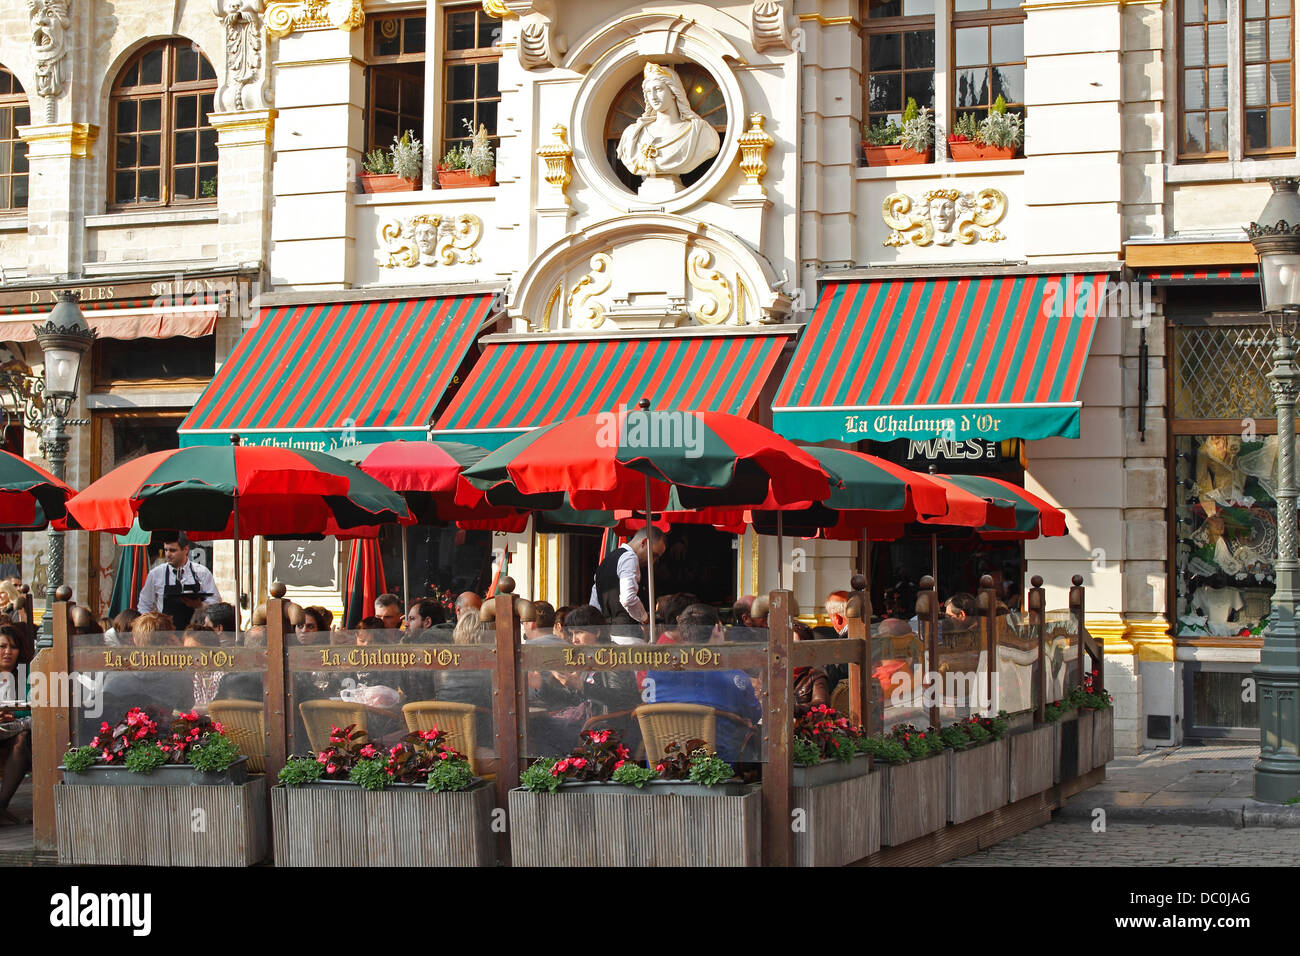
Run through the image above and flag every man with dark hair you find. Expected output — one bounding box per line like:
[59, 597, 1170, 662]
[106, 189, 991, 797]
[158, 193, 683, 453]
[374, 594, 403, 631]
[644, 603, 761, 761]
[136, 532, 220, 629]
[522, 600, 558, 642]
[589, 527, 667, 633]
[204, 602, 237, 645]
[405, 599, 445, 634]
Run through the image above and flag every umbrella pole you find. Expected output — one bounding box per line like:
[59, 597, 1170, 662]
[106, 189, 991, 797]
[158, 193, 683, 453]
[401, 525, 410, 611]
[645, 476, 656, 641]
[777, 511, 785, 590]
[931, 532, 938, 598]
[233, 496, 242, 642]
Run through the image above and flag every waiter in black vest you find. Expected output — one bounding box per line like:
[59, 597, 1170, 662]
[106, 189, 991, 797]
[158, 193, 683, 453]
[136, 532, 221, 629]
[589, 527, 667, 638]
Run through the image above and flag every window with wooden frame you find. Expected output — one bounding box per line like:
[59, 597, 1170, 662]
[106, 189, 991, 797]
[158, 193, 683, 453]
[109, 39, 217, 207]
[864, 0, 937, 129]
[1179, 0, 1294, 160]
[366, 11, 426, 153]
[0, 67, 29, 212]
[442, 5, 501, 157]
[952, 0, 1025, 123]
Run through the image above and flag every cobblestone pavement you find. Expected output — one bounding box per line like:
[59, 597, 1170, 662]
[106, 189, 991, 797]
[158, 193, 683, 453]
[945, 820, 1300, 866]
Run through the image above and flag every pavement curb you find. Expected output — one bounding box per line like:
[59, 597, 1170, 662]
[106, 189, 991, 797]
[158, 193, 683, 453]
[1056, 800, 1300, 828]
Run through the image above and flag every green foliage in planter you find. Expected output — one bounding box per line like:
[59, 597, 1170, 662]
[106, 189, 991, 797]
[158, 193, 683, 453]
[688, 753, 736, 788]
[187, 732, 241, 773]
[899, 99, 934, 153]
[979, 96, 1023, 149]
[349, 756, 391, 791]
[520, 758, 562, 793]
[200, 177, 217, 198]
[124, 741, 169, 774]
[1044, 699, 1073, 722]
[278, 756, 324, 787]
[390, 130, 423, 181]
[63, 745, 97, 773]
[441, 119, 495, 176]
[424, 756, 474, 792]
[951, 111, 981, 141]
[363, 147, 393, 175]
[891, 723, 945, 759]
[1070, 671, 1114, 710]
[863, 116, 902, 146]
[940, 723, 973, 751]
[964, 720, 991, 746]
[858, 735, 909, 764]
[793, 737, 821, 767]
[611, 763, 656, 788]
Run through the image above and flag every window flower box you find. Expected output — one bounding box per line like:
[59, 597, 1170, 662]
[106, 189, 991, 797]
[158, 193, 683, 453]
[862, 143, 933, 167]
[271, 779, 496, 866]
[947, 138, 1017, 161]
[59, 756, 249, 787]
[358, 172, 420, 193]
[436, 167, 496, 189]
[508, 782, 762, 866]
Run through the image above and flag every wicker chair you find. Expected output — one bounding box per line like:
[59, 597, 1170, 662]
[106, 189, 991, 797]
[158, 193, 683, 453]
[633, 703, 756, 761]
[829, 681, 850, 715]
[208, 700, 267, 773]
[403, 701, 488, 777]
[299, 700, 368, 753]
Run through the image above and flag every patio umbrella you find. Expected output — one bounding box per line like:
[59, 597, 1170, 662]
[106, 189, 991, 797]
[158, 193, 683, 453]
[344, 537, 388, 628]
[0, 447, 76, 529]
[461, 402, 831, 635]
[329, 439, 507, 609]
[65, 439, 412, 635]
[107, 521, 152, 619]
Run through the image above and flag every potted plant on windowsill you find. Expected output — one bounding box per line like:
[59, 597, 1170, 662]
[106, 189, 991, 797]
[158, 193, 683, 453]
[437, 120, 497, 189]
[948, 96, 1024, 161]
[861, 97, 934, 166]
[358, 129, 423, 193]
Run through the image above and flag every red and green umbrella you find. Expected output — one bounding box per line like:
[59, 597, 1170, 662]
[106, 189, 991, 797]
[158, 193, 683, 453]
[344, 537, 388, 629]
[931, 474, 1067, 540]
[107, 521, 152, 619]
[0, 448, 76, 530]
[65, 443, 412, 539]
[460, 405, 830, 512]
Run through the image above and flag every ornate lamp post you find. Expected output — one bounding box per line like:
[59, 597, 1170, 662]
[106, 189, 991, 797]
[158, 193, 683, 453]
[1247, 178, 1300, 802]
[32, 291, 95, 648]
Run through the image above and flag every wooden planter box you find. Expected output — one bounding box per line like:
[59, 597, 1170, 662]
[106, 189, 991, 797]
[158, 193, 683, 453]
[60, 757, 249, 787]
[947, 739, 1009, 824]
[271, 781, 496, 866]
[793, 755, 879, 866]
[509, 783, 762, 866]
[947, 139, 1018, 161]
[436, 167, 496, 188]
[1091, 707, 1115, 767]
[357, 172, 420, 193]
[1054, 710, 1096, 783]
[879, 755, 948, 847]
[861, 143, 933, 166]
[55, 777, 268, 866]
[1008, 724, 1056, 802]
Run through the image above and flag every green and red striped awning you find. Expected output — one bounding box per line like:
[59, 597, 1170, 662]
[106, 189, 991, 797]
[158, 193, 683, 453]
[1139, 267, 1258, 285]
[772, 274, 1106, 444]
[432, 330, 793, 449]
[179, 294, 494, 451]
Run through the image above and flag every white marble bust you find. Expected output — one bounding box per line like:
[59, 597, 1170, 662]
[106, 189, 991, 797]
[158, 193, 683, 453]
[616, 62, 721, 186]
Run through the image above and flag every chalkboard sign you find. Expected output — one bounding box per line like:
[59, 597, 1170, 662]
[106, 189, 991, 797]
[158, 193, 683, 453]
[271, 538, 337, 589]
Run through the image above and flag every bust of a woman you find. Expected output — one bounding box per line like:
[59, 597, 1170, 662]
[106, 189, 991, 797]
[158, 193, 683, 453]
[616, 62, 721, 189]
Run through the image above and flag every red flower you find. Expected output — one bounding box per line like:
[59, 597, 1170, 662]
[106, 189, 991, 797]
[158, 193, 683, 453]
[326, 763, 338, 774]
[655, 763, 665, 773]
[614, 759, 626, 770]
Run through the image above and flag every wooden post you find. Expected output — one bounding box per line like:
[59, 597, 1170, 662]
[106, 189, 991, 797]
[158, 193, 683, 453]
[32, 586, 72, 853]
[1029, 575, 1046, 722]
[764, 588, 793, 867]
[1070, 574, 1102, 694]
[18, 585, 34, 661]
[493, 576, 520, 866]
[263, 583, 289, 784]
[977, 574, 998, 716]
[917, 576, 940, 729]
[845, 573, 871, 733]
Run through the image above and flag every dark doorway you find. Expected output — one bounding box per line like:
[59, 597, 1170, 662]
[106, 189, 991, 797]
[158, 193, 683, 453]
[653, 524, 736, 607]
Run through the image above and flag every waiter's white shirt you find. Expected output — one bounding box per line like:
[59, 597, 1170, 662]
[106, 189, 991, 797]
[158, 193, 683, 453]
[589, 544, 648, 624]
[137, 561, 221, 615]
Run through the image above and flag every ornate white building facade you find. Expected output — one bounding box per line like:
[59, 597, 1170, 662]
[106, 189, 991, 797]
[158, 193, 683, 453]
[0, 0, 1294, 752]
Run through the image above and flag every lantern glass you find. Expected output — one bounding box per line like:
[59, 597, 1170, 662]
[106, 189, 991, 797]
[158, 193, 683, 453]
[1261, 251, 1300, 314]
[42, 346, 82, 399]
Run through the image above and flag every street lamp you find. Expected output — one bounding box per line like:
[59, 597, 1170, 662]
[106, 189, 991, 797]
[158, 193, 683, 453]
[1247, 177, 1300, 802]
[31, 291, 95, 648]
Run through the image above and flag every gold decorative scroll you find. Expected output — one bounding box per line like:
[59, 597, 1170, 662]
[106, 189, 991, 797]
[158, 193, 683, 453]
[882, 186, 1007, 247]
[375, 213, 484, 269]
[482, 0, 516, 18]
[567, 253, 612, 329]
[687, 249, 734, 325]
[265, 0, 364, 39]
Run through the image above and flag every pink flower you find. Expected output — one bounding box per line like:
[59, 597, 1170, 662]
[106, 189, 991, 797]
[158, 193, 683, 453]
[614, 759, 626, 770]
[316, 753, 328, 764]
[359, 744, 377, 758]
[326, 763, 338, 774]
[572, 758, 587, 769]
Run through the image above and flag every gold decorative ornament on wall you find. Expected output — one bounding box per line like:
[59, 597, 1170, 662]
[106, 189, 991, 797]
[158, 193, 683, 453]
[567, 253, 613, 329]
[375, 213, 484, 268]
[882, 186, 1008, 247]
[537, 124, 573, 191]
[482, 0, 516, 18]
[687, 249, 734, 325]
[736, 113, 775, 189]
[265, 0, 364, 39]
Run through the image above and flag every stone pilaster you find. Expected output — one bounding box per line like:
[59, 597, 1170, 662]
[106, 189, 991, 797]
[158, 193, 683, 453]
[16, 122, 97, 278]
[210, 109, 278, 268]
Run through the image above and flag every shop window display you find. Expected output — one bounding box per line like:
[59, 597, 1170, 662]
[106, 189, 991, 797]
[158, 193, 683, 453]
[1175, 433, 1278, 637]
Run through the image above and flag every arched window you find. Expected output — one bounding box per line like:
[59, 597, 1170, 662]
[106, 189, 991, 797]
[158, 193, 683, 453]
[0, 67, 29, 211]
[110, 39, 217, 206]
